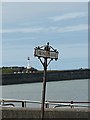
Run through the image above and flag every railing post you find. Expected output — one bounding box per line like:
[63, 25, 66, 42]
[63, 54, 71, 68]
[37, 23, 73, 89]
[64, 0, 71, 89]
[2, 100, 4, 106]
[25, 101, 26, 107]
[45, 102, 49, 108]
[22, 101, 24, 107]
[71, 101, 74, 108]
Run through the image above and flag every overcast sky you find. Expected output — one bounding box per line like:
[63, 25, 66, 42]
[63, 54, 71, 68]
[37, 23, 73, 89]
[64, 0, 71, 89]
[1, 2, 88, 70]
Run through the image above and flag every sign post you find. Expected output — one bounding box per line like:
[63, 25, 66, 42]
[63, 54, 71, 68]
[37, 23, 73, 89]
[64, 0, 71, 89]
[34, 42, 59, 120]
[41, 57, 47, 119]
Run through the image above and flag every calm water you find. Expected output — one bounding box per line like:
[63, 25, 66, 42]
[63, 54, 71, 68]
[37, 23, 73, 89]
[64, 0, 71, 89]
[0, 79, 88, 107]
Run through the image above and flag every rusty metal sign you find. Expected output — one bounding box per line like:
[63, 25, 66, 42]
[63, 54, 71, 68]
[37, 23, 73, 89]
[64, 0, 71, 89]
[34, 48, 58, 59]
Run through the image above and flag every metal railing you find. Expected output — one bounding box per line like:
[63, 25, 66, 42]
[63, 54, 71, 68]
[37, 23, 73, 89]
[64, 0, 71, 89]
[0, 99, 42, 108]
[0, 98, 90, 108]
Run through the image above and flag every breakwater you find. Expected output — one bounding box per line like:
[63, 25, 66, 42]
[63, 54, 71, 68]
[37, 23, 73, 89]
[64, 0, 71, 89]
[1, 69, 90, 85]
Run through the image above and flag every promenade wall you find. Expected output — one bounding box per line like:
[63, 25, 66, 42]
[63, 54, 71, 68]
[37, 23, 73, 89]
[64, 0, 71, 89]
[1, 107, 89, 119]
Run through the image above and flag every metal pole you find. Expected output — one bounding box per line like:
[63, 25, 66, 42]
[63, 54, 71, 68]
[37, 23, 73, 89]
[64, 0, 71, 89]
[41, 57, 47, 120]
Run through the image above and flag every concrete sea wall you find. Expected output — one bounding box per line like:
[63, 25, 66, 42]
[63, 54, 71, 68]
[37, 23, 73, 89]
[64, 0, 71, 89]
[1, 107, 89, 119]
[1, 69, 90, 85]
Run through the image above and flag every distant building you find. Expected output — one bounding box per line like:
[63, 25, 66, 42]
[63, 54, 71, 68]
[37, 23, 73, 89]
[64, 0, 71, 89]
[26, 67, 38, 73]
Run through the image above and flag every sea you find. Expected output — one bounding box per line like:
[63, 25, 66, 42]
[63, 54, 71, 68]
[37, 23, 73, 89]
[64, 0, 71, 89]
[0, 79, 88, 108]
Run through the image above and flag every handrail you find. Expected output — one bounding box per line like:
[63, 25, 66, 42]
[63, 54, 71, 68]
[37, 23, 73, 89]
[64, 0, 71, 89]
[47, 100, 90, 104]
[0, 98, 90, 108]
[0, 98, 42, 108]
[0, 98, 42, 104]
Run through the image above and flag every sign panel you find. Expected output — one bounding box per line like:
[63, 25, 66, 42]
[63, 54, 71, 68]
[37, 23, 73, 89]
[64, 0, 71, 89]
[34, 48, 58, 59]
